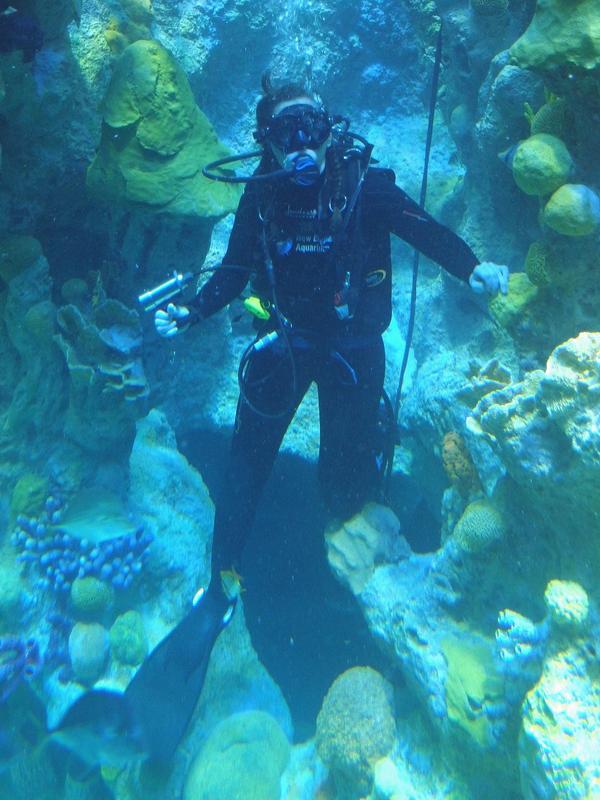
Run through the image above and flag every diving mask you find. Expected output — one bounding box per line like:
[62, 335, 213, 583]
[256, 104, 332, 153]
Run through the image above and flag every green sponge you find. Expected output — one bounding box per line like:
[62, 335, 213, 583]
[87, 39, 240, 218]
[511, 134, 573, 197]
[71, 577, 115, 619]
[489, 273, 538, 329]
[110, 610, 148, 666]
[543, 184, 600, 236]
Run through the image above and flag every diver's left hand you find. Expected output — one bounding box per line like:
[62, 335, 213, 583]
[469, 262, 509, 296]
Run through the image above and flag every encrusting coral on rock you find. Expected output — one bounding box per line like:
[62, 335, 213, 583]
[87, 39, 240, 220]
[316, 666, 396, 800]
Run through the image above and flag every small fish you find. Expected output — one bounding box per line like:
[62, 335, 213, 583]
[0, 9, 43, 62]
[497, 142, 521, 170]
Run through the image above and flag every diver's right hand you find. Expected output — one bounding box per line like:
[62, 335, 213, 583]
[154, 303, 190, 337]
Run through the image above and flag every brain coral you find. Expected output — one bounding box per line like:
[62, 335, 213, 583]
[452, 499, 506, 553]
[316, 666, 395, 799]
[524, 241, 552, 287]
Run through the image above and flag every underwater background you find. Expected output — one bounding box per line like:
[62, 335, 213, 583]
[1, 0, 600, 798]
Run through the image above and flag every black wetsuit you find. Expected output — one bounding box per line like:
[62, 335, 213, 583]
[190, 166, 478, 579]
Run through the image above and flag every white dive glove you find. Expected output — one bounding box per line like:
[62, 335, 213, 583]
[154, 303, 190, 338]
[469, 261, 509, 296]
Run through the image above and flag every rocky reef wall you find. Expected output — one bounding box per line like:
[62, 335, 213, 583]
[1, 0, 599, 798]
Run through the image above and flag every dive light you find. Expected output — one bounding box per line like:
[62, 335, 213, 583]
[138, 271, 194, 312]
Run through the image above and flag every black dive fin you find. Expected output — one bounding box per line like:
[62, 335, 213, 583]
[125, 584, 234, 763]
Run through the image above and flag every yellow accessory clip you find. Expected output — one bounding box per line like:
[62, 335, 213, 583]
[244, 296, 271, 320]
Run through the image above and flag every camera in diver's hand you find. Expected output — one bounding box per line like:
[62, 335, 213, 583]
[138, 271, 194, 312]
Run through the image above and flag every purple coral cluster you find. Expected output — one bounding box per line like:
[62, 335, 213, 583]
[0, 635, 42, 702]
[12, 494, 153, 597]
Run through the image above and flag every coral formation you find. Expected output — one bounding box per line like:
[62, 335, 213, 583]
[518, 582, 599, 798]
[0, 251, 65, 450]
[184, 711, 290, 800]
[70, 576, 115, 619]
[543, 579, 589, 631]
[442, 633, 505, 748]
[441, 431, 479, 494]
[316, 666, 396, 799]
[324, 503, 407, 594]
[457, 359, 513, 409]
[109, 610, 148, 665]
[54, 296, 149, 454]
[68, 622, 109, 684]
[105, 0, 153, 55]
[495, 609, 548, 706]
[451, 499, 506, 553]
[0, 635, 42, 702]
[1, 0, 599, 795]
[543, 183, 600, 236]
[467, 332, 600, 539]
[87, 39, 240, 218]
[12, 488, 153, 596]
[510, 0, 600, 73]
[129, 409, 216, 602]
[488, 272, 538, 328]
[524, 240, 551, 287]
[511, 134, 574, 197]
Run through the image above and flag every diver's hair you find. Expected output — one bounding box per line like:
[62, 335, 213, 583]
[255, 70, 326, 130]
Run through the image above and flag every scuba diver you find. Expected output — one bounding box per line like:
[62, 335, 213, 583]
[153, 73, 509, 707]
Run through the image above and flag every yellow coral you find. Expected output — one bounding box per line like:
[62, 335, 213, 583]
[442, 634, 504, 748]
[489, 273, 538, 328]
[104, 18, 129, 55]
[544, 579, 589, 629]
[452, 499, 506, 553]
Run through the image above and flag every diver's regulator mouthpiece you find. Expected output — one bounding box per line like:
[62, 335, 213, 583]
[138, 271, 194, 312]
